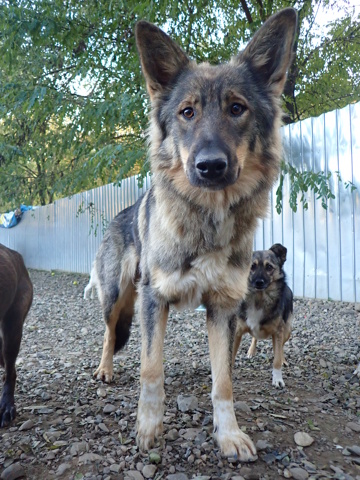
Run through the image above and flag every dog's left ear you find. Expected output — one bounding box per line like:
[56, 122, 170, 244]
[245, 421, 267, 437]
[270, 243, 287, 266]
[236, 8, 298, 97]
[135, 21, 191, 101]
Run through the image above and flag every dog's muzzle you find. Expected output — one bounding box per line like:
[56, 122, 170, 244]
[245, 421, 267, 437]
[195, 148, 228, 181]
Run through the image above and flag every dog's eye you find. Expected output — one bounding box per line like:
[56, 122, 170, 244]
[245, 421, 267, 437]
[230, 103, 246, 116]
[265, 264, 274, 272]
[250, 263, 256, 271]
[182, 107, 194, 119]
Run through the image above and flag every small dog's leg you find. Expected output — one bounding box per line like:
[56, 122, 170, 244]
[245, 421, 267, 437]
[0, 309, 23, 427]
[247, 337, 257, 358]
[272, 333, 285, 387]
[207, 310, 257, 462]
[136, 286, 169, 451]
[232, 330, 242, 366]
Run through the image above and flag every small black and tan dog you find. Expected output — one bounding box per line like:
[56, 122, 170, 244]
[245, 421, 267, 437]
[233, 243, 293, 388]
[0, 243, 33, 427]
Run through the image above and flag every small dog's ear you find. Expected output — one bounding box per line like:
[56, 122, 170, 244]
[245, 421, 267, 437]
[270, 243, 287, 266]
[135, 21, 190, 100]
[235, 8, 298, 97]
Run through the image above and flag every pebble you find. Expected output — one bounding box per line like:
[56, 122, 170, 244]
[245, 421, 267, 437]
[346, 422, 360, 433]
[348, 445, 360, 456]
[0, 463, 25, 480]
[177, 394, 198, 412]
[167, 474, 189, 480]
[18, 419, 34, 431]
[142, 464, 157, 478]
[288, 467, 309, 480]
[294, 432, 315, 447]
[55, 463, 72, 476]
[103, 404, 116, 414]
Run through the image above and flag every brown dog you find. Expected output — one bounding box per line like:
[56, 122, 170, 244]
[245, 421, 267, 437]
[0, 243, 33, 427]
[233, 244, 293, 387]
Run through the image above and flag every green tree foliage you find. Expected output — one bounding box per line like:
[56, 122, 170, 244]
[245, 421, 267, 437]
[0, 0, 359, 208]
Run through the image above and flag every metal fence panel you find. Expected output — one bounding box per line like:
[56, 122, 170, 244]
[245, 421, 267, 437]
[0, 103, 359, 301]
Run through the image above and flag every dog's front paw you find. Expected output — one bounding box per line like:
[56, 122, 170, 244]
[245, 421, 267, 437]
[247, 349, 256, 359]
[0, 400, 16, 428]
[136, 407, 163, 451]
[215, 427, 257, 462]
[272, 368, 285, 388]
[93, 364, 113, 383]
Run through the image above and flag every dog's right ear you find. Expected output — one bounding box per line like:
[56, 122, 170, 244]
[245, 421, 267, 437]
[270, 243, 287, 266]
[135, 21, 190, 101]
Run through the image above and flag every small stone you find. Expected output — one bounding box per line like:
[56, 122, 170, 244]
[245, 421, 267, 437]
[98, 422, 109, 432]
[18, 419, 34, 431]
[103, 404, 116, 414]
[97, 388, 107, 398]
[234, 401, 252, 414]
[346, 422, 360, 433]
[230, 477, 245, 480]
[0, 463, 25, 480]
[256, 439, 269, 451]
[127, 472, 144, 480]
[177, 394, 198, 412]
[70, 441, 88, 456]
[78, 453, 102, 463]
[167, 474, 189, 480]
[110, 464, 121, 473]
[166, 428, 179, 441]
[149, 452, 161, 464]
[294, 431, 314, 447]
[55, 463, 71, 477]
[348, 445, 360, 456]
[142, 464, 157, 479]
[288, 467, 309, 480]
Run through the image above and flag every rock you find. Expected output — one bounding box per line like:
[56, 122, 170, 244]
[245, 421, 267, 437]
[110, 464, 121, 473]
[177, 394, 198, 412]
[70, 441, 88, 456]
[256, 439, 270, 451]
[234, 401, 252, 414]
[288, 467, 309, 480]
[78, 453, 102, 463]
[55, 463, 71, 477]
[166, 428, 180, 441]
[294, 432, 314, 447]
[346, 422, 360, 432]
[142, 464, 157, 479]
[167, 475, 189, 480]
[149, 452, 161, 464]
[348, 445, 360, 456]
[103, 404, 116, 414]
[0, 463, 25, 480]
[18, 419, 34, 431]
[126, 471, 144, 480]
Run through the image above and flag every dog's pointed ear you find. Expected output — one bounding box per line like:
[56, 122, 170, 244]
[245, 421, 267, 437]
[270, 243, 287, 266]
[235, 8, 297, 97]
[135, 21, 190, 101]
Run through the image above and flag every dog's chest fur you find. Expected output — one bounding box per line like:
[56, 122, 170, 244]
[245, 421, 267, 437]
[138, 188, 255, 309]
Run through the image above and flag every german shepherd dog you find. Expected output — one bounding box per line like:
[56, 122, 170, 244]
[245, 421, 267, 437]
[0, 244, 33, 427]
[233, 244, 293, 388]
[86, 9, 297, 461]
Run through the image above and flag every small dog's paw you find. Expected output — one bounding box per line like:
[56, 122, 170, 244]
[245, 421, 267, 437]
[247, 350, 256, 359]
[93, 365, 113, 383]
[272, 368, 285, 388]
[215, 427, 257, 462]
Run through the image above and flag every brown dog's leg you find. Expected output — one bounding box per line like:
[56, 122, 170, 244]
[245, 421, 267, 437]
[136, 285, 169, 451]
[247, 337, 257, 358]
[272, 331, 285, 387]
[207, 309, 257, 461]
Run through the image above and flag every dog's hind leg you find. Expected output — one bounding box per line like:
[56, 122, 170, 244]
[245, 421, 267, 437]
[136, 285, 169, 451]
[247, 337, 257, 358]
[207, 308, 257, 462]
[94, 280, 137, 383]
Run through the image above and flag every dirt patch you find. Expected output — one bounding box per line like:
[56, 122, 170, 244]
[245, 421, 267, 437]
[1, 270, 359, 480]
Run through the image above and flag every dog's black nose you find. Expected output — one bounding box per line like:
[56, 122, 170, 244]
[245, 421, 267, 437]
[254, 279, 266, 289]
[195, 149, 228, 180]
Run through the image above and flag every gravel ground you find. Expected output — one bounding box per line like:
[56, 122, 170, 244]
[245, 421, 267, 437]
[1, 269, 360, 480]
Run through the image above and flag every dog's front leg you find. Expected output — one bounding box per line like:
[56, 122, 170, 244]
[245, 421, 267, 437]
[207, 309, 257, 462]
[136, 284, 169, 450]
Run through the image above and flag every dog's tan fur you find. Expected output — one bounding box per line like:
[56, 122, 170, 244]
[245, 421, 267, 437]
[86, 10, 297, 461]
